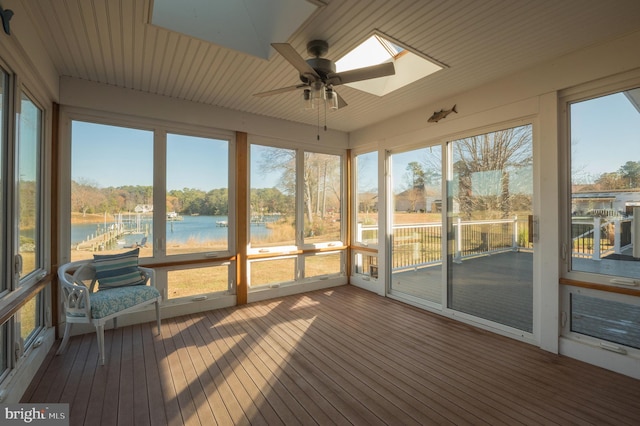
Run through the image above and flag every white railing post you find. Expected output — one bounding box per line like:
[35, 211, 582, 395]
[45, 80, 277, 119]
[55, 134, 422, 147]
[512, 215, 518, 251]
[454, 217, 462, 263]
[592, 217, 601, 261]
[356, 222, 363, 243]
[614, 219, 621, 254]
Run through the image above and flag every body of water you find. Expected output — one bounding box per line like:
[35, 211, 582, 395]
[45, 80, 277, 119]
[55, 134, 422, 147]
[71, 215, 273, 246]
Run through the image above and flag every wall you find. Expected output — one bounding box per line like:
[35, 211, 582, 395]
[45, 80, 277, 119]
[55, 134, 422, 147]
[1, 0, 59, 101]
[349, 29, 640, 147]
[60, 77, 349, 148]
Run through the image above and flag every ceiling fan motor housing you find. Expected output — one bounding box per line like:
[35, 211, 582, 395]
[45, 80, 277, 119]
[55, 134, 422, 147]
[302, 57, 335, 83]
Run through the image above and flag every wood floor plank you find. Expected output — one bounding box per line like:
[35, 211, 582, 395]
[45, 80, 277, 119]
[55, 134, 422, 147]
[23, 285, 640, 426]
[169, 316, 218, 426]
[196, 313, 269, 424]
[140, 321, 169, 426]
[152, 320, 183, 426]
[205, 309, 285, 425]
[277, 293, 510, 425]
[185, 315, 250, 425]
[163, 317, 202, 426]
[232, 303, 348, 425]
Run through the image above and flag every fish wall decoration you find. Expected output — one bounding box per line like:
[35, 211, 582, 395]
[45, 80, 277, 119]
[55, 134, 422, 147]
[428, 104, 457, 123]
[0, 6, 13, 35]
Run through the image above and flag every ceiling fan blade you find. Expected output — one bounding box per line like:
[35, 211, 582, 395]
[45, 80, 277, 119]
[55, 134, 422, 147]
[327, 62, 395, 86]
[335, 91, 348, 109]
[254, 84, 306, 97]
[271, 43, 320, 81]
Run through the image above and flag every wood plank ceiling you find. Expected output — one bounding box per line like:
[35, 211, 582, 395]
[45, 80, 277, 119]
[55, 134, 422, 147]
[19, 0, 640, 132]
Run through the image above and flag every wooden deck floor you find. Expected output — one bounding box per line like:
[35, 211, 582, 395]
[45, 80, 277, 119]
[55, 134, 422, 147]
[23, 285, 640, 426]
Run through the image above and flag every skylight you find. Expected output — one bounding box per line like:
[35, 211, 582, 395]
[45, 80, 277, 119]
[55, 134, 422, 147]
[151, 0, 321, 60]
[335, 32, 444, 96]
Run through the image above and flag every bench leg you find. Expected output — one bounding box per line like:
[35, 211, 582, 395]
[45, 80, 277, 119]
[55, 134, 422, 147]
[96, 324, 106, 365]
[56, 322, 73, 355]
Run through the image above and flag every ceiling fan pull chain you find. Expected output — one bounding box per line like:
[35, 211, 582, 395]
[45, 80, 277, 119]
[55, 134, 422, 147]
[317, 106, 320, 141]
[324, 101, 328, 133]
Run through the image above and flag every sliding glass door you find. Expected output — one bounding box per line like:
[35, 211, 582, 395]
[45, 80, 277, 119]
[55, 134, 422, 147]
[388, 124, 534, 334]
[446, 124, 534, 332]
[390, 145, 443, 306]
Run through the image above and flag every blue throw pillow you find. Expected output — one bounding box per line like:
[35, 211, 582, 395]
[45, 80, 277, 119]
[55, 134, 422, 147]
[94, 248, 146, 290]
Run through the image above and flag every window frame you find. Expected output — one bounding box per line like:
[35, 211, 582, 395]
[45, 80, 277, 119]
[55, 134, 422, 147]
[15, 88, 47, 287]
[61, 109, 237, 303]
[246, 137, 347, 290]
[63, 111, 236, 263]
[352, 149, 380, 250]
[560, 77, 640, 287]
[247, 140, 346, 256]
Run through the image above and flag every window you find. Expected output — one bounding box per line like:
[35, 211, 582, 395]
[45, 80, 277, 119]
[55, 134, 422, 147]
[0, 69, 7, 294]
[167, 264, 233, 300]
[166, 133, 230, 256]
[0, 61, 49, 392]
[17, 92, 43, 280]
[69, 118, 235, 302]
[303, 152, 342, 246]
[71, 121, 154, 261]
[354, 151, 379, 247]
[567, 87, 640, 282]
[0, 322, 8, 381]
[250, 144, 297, 250]
[19, 290, 44, 348]
[248, 142, 345, 289]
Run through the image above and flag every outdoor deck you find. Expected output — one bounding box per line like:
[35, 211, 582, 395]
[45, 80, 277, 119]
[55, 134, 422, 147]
[392, 251, 533, 331]
[23, 285, 640, 425]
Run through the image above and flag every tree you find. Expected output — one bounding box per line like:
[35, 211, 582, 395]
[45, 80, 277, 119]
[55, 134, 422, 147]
[619, 161, 640, 188]
[452, 125, 532, 219]
[594, 172, 625, 190]
[257, 148, 340, 231]
[71, 178, 103, 215]
[403, 161, 426, 212]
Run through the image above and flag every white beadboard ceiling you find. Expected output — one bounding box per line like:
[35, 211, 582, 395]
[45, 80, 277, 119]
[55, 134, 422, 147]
[18, 0, 640, 132]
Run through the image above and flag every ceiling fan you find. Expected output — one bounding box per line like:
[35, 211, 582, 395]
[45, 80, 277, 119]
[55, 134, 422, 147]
[254, 40, 395, 109]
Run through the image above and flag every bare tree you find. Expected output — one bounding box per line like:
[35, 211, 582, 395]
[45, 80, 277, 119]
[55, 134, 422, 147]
[452, 125, 532, 219]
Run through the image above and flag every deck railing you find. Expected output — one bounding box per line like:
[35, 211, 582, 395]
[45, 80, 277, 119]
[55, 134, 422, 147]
[571, 217, 633, 259]
[358, 215, 633, 272]
[358, 216, 530, 272]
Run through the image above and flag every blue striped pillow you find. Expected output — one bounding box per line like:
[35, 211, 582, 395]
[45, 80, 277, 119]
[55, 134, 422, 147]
[93, 248, 146, 290]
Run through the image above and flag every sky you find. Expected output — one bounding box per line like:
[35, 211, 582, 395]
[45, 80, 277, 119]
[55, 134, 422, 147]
[71, 90, 640, 191]
[570, 91, 640, 180]
[72, 121, 230, 191]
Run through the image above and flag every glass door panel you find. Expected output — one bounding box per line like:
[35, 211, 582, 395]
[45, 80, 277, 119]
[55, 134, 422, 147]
[390, 146, 443, 304]
[447, 124, 533, 332]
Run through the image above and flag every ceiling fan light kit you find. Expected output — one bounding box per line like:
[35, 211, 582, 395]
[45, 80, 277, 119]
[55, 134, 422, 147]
[301, 86, 338, 110]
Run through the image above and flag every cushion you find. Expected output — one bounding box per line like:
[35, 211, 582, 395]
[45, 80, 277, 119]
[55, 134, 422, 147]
[94, 248, 146, 290]
[89, 285, 160, 319]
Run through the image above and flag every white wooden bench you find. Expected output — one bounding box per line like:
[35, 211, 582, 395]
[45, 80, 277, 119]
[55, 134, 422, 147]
[57, 259, 161, 365]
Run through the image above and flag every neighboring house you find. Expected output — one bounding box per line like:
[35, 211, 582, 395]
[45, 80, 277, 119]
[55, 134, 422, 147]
[572, 190, 640, 216]
[134, 204, 154, 214]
